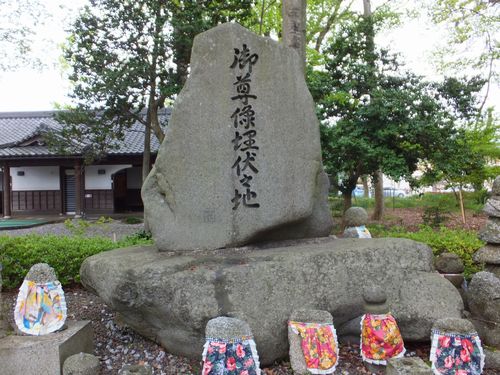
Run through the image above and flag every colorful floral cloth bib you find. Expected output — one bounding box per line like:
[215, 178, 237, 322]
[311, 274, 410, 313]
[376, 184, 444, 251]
[288, 321, 339, 374]
[202, 336, 261, 375]
[429, 330, 485, 375]
[14, 280, 67, 335]
[360, 313, 405, 365]
[356, 225, 372, 238]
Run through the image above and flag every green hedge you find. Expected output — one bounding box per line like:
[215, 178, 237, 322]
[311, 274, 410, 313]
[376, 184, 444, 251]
[0, 234, 152, 289]
[368, 225, 485, 278]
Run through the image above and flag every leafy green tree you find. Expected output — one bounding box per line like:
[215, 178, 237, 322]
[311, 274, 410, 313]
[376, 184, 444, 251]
[420, 77, 499, 193]
[308, 15, 462, 211]
[429, 0, 499, 110]
[55, 0, 173, 179]
[0, 0, 46, 71]
[53, 0, 254, 180]
[248, 0, 357, 67]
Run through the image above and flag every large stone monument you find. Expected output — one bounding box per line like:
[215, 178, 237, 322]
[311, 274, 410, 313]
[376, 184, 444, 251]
[142, 22, 333, 251]
[81, 23, 464, 366]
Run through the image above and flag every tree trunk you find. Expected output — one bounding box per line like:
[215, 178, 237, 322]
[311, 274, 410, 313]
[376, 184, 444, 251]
[372, 170, 384, 220]
[142, 121, 151, 183]
[362, 175, 369, 198]
[342, 191, 352, 212]
[458, 187, 466, 225]
[282, 0, 307, 74]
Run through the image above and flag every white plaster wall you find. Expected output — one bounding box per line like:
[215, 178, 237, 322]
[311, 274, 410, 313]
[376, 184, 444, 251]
[11, 166, 60, 191]
[85, 165, 131, 190]
[126, 167, 142, 189]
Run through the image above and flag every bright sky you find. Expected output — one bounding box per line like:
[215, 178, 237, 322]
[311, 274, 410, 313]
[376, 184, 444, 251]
[0, 0, 497, 112]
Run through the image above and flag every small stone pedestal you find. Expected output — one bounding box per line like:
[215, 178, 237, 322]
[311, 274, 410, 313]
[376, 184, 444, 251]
[362, 286, 389, 374]
[434, 252, 465, 289]
[288, 309, 335, 375]
[386, 357, 432, 375]
[0, 320, 93, 375]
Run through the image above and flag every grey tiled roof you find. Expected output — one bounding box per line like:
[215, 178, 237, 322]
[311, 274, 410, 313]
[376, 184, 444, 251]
[0, 110, 169, 158]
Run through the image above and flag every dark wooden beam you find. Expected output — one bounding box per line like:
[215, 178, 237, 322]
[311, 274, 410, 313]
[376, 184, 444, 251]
[2, 162, 11, 218]
[75, 161, 82, 218]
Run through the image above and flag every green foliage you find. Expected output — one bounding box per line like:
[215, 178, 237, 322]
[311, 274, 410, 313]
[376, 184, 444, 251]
[0, 233, 152, 289]
[0, 0, 46, 71]
[422, 206, 450, 228]
[64, 217, 112, 236]
[329, 191, 485, 217]
[429, 0, 499, 90]
[125, 229, 152, 241]
[310, 15, 463, 201]
[52, 0, 255, 161]
[369, 225, 484, 278]
[416, 78, 497, 191]
[123, 216, 143, 224]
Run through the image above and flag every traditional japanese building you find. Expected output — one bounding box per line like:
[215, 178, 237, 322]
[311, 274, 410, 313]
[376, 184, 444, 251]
[0, 110, 168, 217]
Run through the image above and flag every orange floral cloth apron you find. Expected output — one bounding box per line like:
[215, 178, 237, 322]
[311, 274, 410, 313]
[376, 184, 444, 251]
[288, 321, 339, 374]
[360, 313, 405, 365]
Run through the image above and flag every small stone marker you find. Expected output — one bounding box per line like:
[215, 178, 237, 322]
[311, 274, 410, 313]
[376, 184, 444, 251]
[484, 347, 500, 370]
[430, 318, 485, 374]
[0, 320, 93, 375]
[360, 286, 405, 368]
[288, 309, 338, 374]
[434, 253, 465, 274]
[202, 316, 261, 374]
[475, 177, 500, 277]
[343, 207, 371, 238]
[363, 285, 388, 315]
[118, 364, 153, 375]
[14, 263, 67, 335]
[474, 245, 500, 277]
[435, 252, 465, 290]
[479, 176, 500, 245]
[63, 352, 100, 375]
[467, 271, 500, 348]
[386, 357, 433, 375]
[142, 22, 333, 251]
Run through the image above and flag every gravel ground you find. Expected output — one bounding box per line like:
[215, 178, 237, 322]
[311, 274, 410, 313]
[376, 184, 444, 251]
[1, 220, 143, 241]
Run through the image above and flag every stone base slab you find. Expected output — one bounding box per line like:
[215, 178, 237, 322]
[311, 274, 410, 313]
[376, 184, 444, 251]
[0, 320, 93, 375]
[81, 237, 464, 365]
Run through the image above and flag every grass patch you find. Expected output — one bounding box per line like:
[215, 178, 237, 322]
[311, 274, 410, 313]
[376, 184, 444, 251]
[368, 224, 484, 278]
[123, 216, 143, 224]
[329, 191, 485, 217]
[0, 233, 153, 289]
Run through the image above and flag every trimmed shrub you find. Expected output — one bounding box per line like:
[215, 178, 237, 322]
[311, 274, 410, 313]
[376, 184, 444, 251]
[0, 234, 152, 289]
[368, 225, 484, 278]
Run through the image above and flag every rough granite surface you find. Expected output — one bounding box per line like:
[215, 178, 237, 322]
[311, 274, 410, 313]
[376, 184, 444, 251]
[479, 218, 500, 244]
[432, 318, 476, 334]
[474, 245, 500, 265]
[141, 23, 333, 251]
[386, 357, 433, 375]
[63, 352, 100, 375]
[467, 271, 500, 348]
[344, 207, 369, 227]
[205, 316, 253, 340]
[25, 263, 57, 283]
[80, 237, 463, 365]
[434, 253, 465, 274]
[483, 197, 500, 218]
